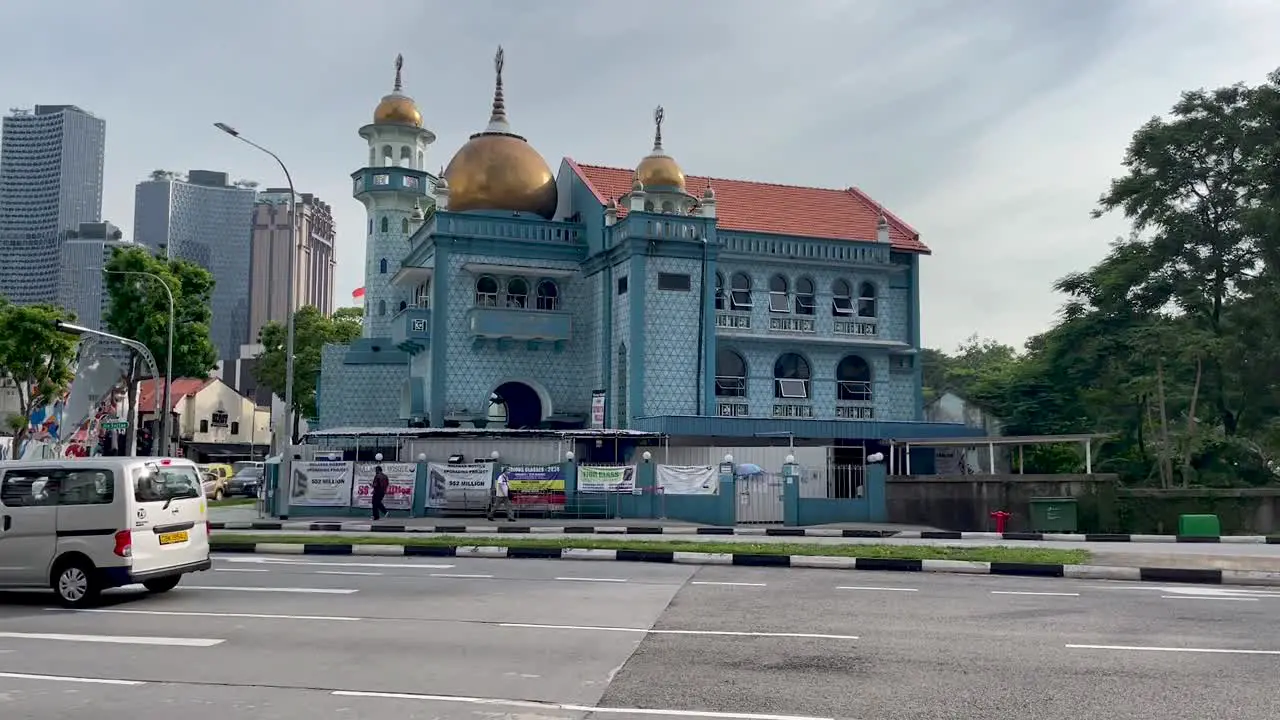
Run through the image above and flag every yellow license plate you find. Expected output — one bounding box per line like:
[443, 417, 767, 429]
[158, 531, 189, 545]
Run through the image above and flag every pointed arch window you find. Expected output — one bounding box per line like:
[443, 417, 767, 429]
[768, 274, 790, 313]
[414, 281, 430, 308]
[714, 272, 726, 310]
[377, 299, 386, 316]
[506, 278, 529, 308]
[858, 282, 877, 318]
[475, 276, 499, 306]
[398, 300, 407, 312]
[536, 280, 559, 310]
[795, 277, 816, 316]
[729, 272, 753, 311]
[773, 353, 810, 399]
[380, 216, 389, 233]
[379, 258, 388, 274]
[401, 218, 410, 234]
[714, 349, 747, 398]
[836, 355, 873, 402]
[832, 279, 854, 316]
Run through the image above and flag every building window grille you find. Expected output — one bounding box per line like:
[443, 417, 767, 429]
[506, 278, 529, 308]
[475, 276, 499, 306]
[536, 280, 559, 310]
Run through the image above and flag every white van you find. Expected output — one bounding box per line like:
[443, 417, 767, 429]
[0, 457, 212, 607]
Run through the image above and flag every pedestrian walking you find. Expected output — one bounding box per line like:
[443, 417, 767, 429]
[486, 470, 514, 522]
[371, 465, 390, 521]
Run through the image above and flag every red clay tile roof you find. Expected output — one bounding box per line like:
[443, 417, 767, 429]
[137, 378, 212, 412]
[565, 160, 929, 254]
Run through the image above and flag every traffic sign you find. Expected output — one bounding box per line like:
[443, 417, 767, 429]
[102, 419, 128, 431]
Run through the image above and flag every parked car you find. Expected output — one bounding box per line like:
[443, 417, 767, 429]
[200, 472, 228, 500]
[226, 466, 264, 498]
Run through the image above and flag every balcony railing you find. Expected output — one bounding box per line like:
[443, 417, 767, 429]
[467, 306, 572, 343]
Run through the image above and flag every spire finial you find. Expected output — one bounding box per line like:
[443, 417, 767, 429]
[487, 45, 508, 128]
[393, 54, 404, 92]
[653, 105, 665, 151]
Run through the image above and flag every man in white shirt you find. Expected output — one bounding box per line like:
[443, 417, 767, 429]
[486, 471, 514, 522]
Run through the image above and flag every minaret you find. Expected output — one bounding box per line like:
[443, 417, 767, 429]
[353, 53, 435, 338]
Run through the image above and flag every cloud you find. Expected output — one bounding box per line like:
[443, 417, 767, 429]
[1, 0, 1276, 352]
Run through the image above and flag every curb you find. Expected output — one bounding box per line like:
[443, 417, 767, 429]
[208, 521, 1280, 544]
[207, 540, 1280, 587]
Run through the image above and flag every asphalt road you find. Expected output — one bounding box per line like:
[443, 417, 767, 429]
[1, 555, 1277, 719]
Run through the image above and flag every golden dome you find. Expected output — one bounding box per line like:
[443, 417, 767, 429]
[635, 105, 685, 190]
[372, 54, 423, 127]
[442, 46, 557, 219]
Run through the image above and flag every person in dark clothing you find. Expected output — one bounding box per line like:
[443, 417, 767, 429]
[371, 466, 390, 521]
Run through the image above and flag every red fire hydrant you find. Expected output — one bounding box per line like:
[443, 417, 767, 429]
[990, 510, 1011, 533]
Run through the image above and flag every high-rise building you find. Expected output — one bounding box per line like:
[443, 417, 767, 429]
[248, 189, 336, 345]
[133, 169, 256, 368]
[0, 105, 106, 305]
[59, 220, 131, 332]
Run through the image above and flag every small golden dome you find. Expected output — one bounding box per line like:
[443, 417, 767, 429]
[442, 46, 557, 219]
[635, 105, 685, 190]
[372, 54, 423, 127]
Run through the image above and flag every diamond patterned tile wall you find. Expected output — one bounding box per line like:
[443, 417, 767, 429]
[317, 344, 406, 428]
[644, 256, 703, 416]
[610, 265, 629, 427]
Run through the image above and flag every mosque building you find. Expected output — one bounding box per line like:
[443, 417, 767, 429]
[317, 48, 960, 457]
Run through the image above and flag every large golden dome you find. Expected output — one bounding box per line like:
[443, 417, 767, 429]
[372, 54, 423, 128]
[443, 46, 557, 219]
[635, 105, 685, 190]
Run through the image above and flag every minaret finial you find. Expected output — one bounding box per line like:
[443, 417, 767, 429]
[487, 45, 508, 128]
[653, 105, 665, 151]
[393, 54, 404, 92]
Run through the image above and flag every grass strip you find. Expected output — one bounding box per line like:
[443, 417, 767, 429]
[209, 498, 257, 507]
[210, 533, 1090, 565]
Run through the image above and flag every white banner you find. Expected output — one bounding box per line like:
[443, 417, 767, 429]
[577, 465, 636, 493]
[289, 461, 353, 506]
[426, 462, 492, 509]
[656, 465, 719, 495]
[352, 462, 416, 510]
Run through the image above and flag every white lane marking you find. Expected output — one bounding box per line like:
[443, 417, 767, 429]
[1067, 644, 1280, 656]
[214, 568, 269, 573]
[331, 689, 835, 720]
[219, 558, 453, 570]
[0, 631, 223, 647]
[1161, 595, 1259, 602]
[691, 581, 767, 587]
[991, 591, 1080, 597]
[836, 586, 918, 592]
[180, 586, 357, 594]
[0, 671, 145, 686]
[498, 623, 857, 641]
[430, 572, 494, 579]
[317, 570, 383, 577]
[555, 576, 628, 583]
[51, 609, 360, 622]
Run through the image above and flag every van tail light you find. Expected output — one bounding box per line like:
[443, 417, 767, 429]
[113, 530, 133, 558]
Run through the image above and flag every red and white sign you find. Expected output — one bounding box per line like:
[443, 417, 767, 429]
[351, 462, 415, 510]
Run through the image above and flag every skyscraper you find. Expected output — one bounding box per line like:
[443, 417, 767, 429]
[133, 169, 256, 368]
[0, 105, 106, 305]
[248, 189, 337, 345]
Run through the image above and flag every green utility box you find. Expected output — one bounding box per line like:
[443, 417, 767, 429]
[1028, 497, 1079, 533]
[1178, 514, 1221, 538]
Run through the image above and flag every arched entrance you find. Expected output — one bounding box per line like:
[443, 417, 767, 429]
[488, 382, 544, 429]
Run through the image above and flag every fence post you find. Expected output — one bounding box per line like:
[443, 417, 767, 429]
[782, 461, 800, 526]
[637, 458, 656, 520]
[866, 463, 887, 522]
[412, 460, 428, 518]
[718, 459, 736, 526]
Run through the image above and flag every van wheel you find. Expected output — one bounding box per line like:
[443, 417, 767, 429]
[143, 576, 181, 594]
[52, 559, 101, 608]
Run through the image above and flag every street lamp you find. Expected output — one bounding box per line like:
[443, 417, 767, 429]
[215, 122, 297, 451]
[104, 269, 175, 455]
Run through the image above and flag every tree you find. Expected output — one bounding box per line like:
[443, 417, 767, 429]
[103, 247, 219, 454]
[256, 305, 363, 443]
[0, 299, 79, 457]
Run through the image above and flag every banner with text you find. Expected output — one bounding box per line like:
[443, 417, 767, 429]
[352, 462, 417, 510]
[502, 464, 566, 506]
[289, 461, 354, 507]
[426, 462, 492, 509]
[577, 465, 636, 493]
[656, 465, 719, 495]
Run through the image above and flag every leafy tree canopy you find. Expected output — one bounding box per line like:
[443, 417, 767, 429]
[256, 305, 363, 442]
[0, 298, 79, 457]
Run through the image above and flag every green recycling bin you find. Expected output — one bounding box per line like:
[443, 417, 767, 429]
[1027, 497, 1078, 533]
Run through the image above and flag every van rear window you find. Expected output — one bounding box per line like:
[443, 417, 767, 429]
[135, 464, 202, 503]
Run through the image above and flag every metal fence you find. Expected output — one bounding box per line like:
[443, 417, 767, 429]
[735, 473, 784, 524]
[797, 464, 866, 499]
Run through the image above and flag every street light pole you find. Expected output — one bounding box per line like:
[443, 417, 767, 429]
[215, 122, 297, 452]
[104, 269, 175, 456]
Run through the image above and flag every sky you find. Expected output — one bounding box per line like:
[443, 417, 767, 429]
[2, 0, 1277, 354]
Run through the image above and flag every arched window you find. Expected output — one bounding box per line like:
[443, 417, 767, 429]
[714, 272, 726, 310]
[795, 277, 816, 316]
[381, 145, 393, 166]
[414, 281, 430, 308]
[399, 146, 412, 167]
[661, 200, 674, 213]
[768, 274, 790, 313]
[475, 276, 499, 306]
[773, 353, 811, 399]
[536, 280, 559, 310]
[644, 200, 655, 212]
[377, 299, 386, 316]
[836, 355, 873, 401]
[399, 300, 407, 312]
[832, 279, 854, 316]
[714, 349, 747, 397]
[729, 272, 753, 311]
[401, 218, 409, 234]
[858, 282, 877, 317]
[379, 258, 388, 274]
[506, 278, 529, 308]
[380, 216, 389, 233]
